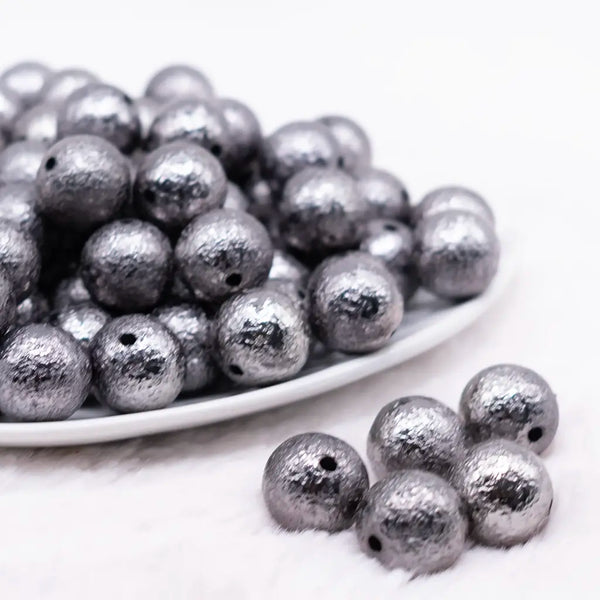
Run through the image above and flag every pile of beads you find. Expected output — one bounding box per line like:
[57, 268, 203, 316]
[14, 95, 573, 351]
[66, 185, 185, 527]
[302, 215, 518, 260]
[263, 364, 558, 575]
[0, 61, 501, 421]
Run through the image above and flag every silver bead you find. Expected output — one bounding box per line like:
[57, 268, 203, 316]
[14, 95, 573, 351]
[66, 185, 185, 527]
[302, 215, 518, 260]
[0, 140, 46, 185]
[0, 62, 52, 108]
[460, 364, 559, 454]
[15, 290, 49, 326]
[367, 396, 467, 479]
[175, 209, 273, 303]
[216, 288, 310, 385]
[154, 304, 216, 393]
[268, 249, 309, 284]
[414, 186, 494, 226]
[11, 102, 58, 145]
[355, 470, 467, 574]
[135, 96, 161, 143]
[451, 439, 553, 547]
[36, 135, 131, 229]
[53, 302, 110, 349]
[357, 168, 410, 221]
[0, 267, 16, 334]
[218, 97, 262, 172]
[144, 65, 214, 103]
[280, 167, 369, 254]
[91, 314, 185, 413]
[415, 211, 500, 299]
[81, 219, 172, 311]
[223, 182, 249, 211]
[263, 432, 369, 532]
[263, 278, 309, 314]
[40, 68, 98, 104]
[135, 141, 226, 231]
[244, 176, 275, 222]
[0, 83, 23, 137]
[0, 183, 43, 243]
[310, 252, 403, 353]
[318, 115, 371, 175]
[0, 219, 40, 300]
[53, 275, 91, 309]
[0, 324, 91, 421]
[57, 84, 141, 153]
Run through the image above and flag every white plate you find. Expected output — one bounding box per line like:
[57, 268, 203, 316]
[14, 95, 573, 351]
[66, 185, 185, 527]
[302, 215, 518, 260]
[0, 231, 517, 447]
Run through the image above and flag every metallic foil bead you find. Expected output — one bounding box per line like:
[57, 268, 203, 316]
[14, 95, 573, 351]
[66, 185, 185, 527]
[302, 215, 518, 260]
[81, 219, 172, 311]
[244, 176, 275, 222]
[90, 314, 185, 413]
[0, 83, 23, 136]
[154, 304, 216, 393]
[144, 65, 214, 103]
[223, 182, 249, 211]
[0, 324, 91, 421]
[367, 396, 467, 479]
[263, 278, 309, 314]
[415, 211, 500, 300]
[0, 219, 40, 300]
[263, 432, 369, 532]
[40, 68, 98, 104]
[175, 209, 273, 303]
[219, 98, 262, 173]
[135, 96, 161, 143]
[0, 140, 46, 185]
[53, 275, 91, 309]
[57, 83, 141, 153]
[36, 135, 131, 230]
[318, 115, 371, 175]
[460, 364, 559, 454]
[355, 470, 467, 574]
[53, 302, 110, 349]
[262, 121, 341, 186]
[414, 186, 494, 226]
[451, 439, 553, 547]
[280, 167, 369, 254]
[310, 252, 403, 353]
[216, 288, 310, 385]
[0, 62, 52, 108]
[268, 249, 309, 284]
[15, 290, 49, 326]
[0, 267, 16, 334]
[357, 168, 410, 221]
[0, 183, 43, 244]
[135, 141, 226, 231]
[11, 102, 58, 145]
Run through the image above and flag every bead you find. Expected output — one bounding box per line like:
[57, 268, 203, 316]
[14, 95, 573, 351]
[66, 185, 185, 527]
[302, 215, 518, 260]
[53, 275, 92, 309]
[0, 267, 16, 334]
[36, 135, 131, 230]
[216, 288, 310, 385]
[280, 167, 369, 254]
[367, 396, 467, 479]
[460, 364, 559, 454]
[268, 249, 309, 284]
[0, 183, 43, 244]
[0, 324, 91, 421]
[40, 68, 98, 104]
[0, 62, 52, 107]
[0, 140, 46, 185]
[223, 182, 249, 211]
[310, 252, 403, 353]
[90, 314, 185, 413]
[175, 209, 273, 302]
[318, 115, 371, 175]
[15, 290, 49, 326]
[0, 83, 23, 136]
[145, 65, 214, 103]
[135, 96, 161, 143]
[357, 168, 410, 221]
[57, 83, 141, 153]
[135, 141, 226, 231]
[53, 302, 110, 349]
[154, 304, 216, 393]
[415, 211, 500, 299]
[355, 470, 467, 573]
[0, 219, 40, 300]
[11, 102, 58, 145]
[218, 98, 262, 172]
[263, 432, 369, 532]
[81, 219, 172, 311]
[263, 278, 309, 314]
[451, 439, 553, 547]
[262, 121, 341, 186]
[244, 176, 275, 222]
[414, 186, 494, 225]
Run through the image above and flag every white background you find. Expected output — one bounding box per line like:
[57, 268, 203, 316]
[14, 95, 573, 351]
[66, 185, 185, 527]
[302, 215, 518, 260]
[0, 1, 599, 598]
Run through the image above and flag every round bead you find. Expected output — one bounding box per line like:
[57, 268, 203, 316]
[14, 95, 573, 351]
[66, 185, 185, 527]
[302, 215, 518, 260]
[11, 102, 58, 145]
[223, 182, 249, 211]
[355, 470, 467, 573]
[310, 252, 403, 353]
[135, 141, 226, 231]
[318, 115, 371, 174]
[0, 267, 16, 334]
[244, 176, 275, 222]
[91, 315, 185, 413]
[53, 275, 92, 309]
[262, 121, 340, 185]
[40, 68, 98, 104]
[460, 364, 559, 454]
[216, 288, 310, 385]
[219, 97, 262, 172]
[0, 140, 46, 185]
[53, 302, 110, 349]
[36, 135, 131, 229]
[451, 439, 553, 547]
[367, 396, 467, 479]
[0, 62, 52, 107]
[268, 249, 309, 284]
[414, 211, 500, 299]
[0, 324, 91, 421]
[357, 168, 410, 221]
[154, 304, 216, 393]
[135, 96, 161, 143]
[414, 186, 494, 225]
[0, 83, 23, 136]
[0, 183, 43, 243]
[57, 83, 141, 153]
[0, 219, 40, 300]
[280, 167, 369, 254]
[15, 290, 49, 326]
[81, 219, 172, 311]
[263, 432, 369, 532]
[175, 209, 273, 303]
[263, 278, 309, 314]
[145, 65, 214, 103]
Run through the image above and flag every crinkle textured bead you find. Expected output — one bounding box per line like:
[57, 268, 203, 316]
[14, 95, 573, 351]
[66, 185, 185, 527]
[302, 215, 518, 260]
[219, 98, 262, 173]
[15, 290, 49, 326]
[0, 140, 46, 185]
[145, 65, 214, 103]
[40, 68, 98, 104]
[0, 219, 40, 300]
[357, 168, 410, 222]
[414, 186, 494, 225]
[0, 62, 52, 108]
[53, 275, 92, 309]
[0, 183, 43, 244]
[223, 182, 249, 211]
[11, 102, 59, 145]
[318, 115, 371, 175]
[0, 267, 16, 334]
[53, 302, 110, 349]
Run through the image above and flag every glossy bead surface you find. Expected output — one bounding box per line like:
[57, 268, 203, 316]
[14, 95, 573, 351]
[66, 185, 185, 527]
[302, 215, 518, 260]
[0, 220, 40, 300]
[0, 140, 46, 185]
[414, 186, 494, 225]
[460, 364, 559, 454]
[219, 97, 261, 172]
[415, 211, 500, 300]
[53, 302, 110, 349]
[91, 314, 185, 413]
[40, 68, 98, 104]
[0, 62, 52, 107]
[263, 432, 369, 532]
[0, 83, 23, 136]
[0, 324, 91, 421]
[223, 182, 249, 211]
[357, 168, 410, 221]
[15, 290, 49, 326]
[145, 65, 214, 103]
[268, 249, 309, 284]
[175, 209, 273, 302]
[451, 439, 553, 547]
[52, 275, 91, 309]
[11, 102, 58, 145]
[0, 183, 43, 243]
[355, 470, 467, 574]
[216, 288, 310, 385]
[318, 115, 371, 174]
[0, 267, 16, 334]
[81, 219, 172, 311]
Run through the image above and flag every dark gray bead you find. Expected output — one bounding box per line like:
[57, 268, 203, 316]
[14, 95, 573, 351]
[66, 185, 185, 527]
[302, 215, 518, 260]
[145, 65, 214, 103]
[219, 97, 262, 171]
[223, 182, 249, 211]
[53, 275, 92, 309]
[0, 140, 46, 185]
[0, 267, 16, 334]
[15, 290, 49, 326]
[357, 168, 410, 221]
[0, 219, 40, 300]
[12, 102, 59, 145]
[53, 302, 110, 349]
[414, 186, 494, 225]
[0, 62, 52, 108]
[40, 68, 99, 104]
[0, 183, 43, 244]
[318, 115, 371, 175]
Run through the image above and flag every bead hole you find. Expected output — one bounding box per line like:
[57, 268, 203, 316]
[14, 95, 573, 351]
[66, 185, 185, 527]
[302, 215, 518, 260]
[528, 427, 543, 442]
[319, 456, 337, 471]
[144, 189, 156, 203]
[211, 144, 222, 156]
[229, 364, 243, 376]
[297, 289, 306, 300]
[368, 535, 382, 552]
[119, 333, 137, 346]
[225, 272, 242, 287]
[45, 157, 56, 170]
[384, 223, 398, 232]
